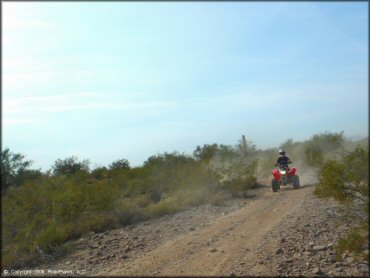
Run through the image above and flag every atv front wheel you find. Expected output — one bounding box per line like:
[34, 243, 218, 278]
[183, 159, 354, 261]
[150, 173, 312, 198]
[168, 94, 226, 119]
[272, 179, 280, 192]
[293, 175, 300, 189]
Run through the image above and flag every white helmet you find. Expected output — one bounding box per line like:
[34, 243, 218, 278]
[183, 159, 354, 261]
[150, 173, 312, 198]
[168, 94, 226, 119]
[278, 149, 286, 156]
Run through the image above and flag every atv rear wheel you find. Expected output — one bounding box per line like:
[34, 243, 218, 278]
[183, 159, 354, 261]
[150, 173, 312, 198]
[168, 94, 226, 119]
[293, 175, 300, 189]
[272, 179, 280, 192]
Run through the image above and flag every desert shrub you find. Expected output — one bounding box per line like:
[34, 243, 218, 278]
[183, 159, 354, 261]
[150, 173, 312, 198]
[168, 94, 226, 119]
[336, 222, 369, 260]
[113, 200, 140, 226]
[1, 175, 122, 268]
[91, 166, 109, 179]
[51, 156, 90, 177]
[35, 223, 73, 253]
[144, 197, 181, 217]
[174, 187, 210, 208]
[109, 158, 130, 170]
[256, 148, 278, 178]
[1, 147, 34, 193]
[194, 141, 256, 167]
[132, 194, 154, 208]
[314, 146, 368, 206]
[304, 131, 344, 168]
[193, 144, 220, 162]
[220, 159, 258, 194]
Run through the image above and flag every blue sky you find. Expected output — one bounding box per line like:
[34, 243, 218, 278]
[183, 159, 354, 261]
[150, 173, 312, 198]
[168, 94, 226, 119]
[3, 2, 368, 170]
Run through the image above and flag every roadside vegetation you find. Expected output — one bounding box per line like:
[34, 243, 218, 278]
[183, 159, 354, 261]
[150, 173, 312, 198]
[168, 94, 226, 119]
[311, 133, 369, 262]
[1, 131, 368, 268]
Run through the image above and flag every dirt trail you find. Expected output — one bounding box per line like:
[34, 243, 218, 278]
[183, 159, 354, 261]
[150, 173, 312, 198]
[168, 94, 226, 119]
[98, 185, 310, 276]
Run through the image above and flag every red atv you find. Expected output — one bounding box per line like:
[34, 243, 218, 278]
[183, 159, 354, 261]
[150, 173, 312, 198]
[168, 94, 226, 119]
[271, 164, 300, 192]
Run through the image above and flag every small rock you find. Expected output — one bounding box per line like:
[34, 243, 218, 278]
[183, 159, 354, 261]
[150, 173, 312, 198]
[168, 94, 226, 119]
[313, 245, 326, 251]
[312, 267, 321, 274]
[189, 227, 195, 231]
[327, 243, 334, 249]
[210, 247, 217, 252]
[275, 248, 283, 254]
[124, 246, 131, 252]
[66, 261, 71, 265]
[121, 254, 129, 259]
[293, 253, 301, 259]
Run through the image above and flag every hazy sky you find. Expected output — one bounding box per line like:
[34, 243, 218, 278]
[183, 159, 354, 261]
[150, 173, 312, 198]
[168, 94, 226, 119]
[3, 2, 368, 170]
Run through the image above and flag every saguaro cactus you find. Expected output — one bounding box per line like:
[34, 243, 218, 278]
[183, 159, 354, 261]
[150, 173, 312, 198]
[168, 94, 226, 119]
[241, 134, 248, 157]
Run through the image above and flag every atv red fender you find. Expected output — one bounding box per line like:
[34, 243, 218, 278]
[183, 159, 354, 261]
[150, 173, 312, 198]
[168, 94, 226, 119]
[289, 167, 297, 176]
[272, 169, 282, 181]
[272, 167, 297, 181]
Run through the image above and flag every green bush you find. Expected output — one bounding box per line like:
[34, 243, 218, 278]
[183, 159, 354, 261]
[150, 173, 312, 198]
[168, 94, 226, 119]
[51, 156, 90, 177]
[220, 159, 258, 193]
[1, 147, 34, 193]
[1, 176, 122, 268]
[91, 166, 109, 180]
[109, 158, 130, 170]
[314, 146, 368, 206]
[304, 131, 344, 168]
[336, 222, 369, 260]
[145, 197, 181, 217]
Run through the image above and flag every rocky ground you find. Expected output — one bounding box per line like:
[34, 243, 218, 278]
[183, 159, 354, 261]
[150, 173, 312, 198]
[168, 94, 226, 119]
[248, 191, 369, 277]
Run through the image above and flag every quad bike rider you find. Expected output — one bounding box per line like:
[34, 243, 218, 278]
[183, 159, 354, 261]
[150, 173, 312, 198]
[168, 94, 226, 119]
[271, 149, 300, 192]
